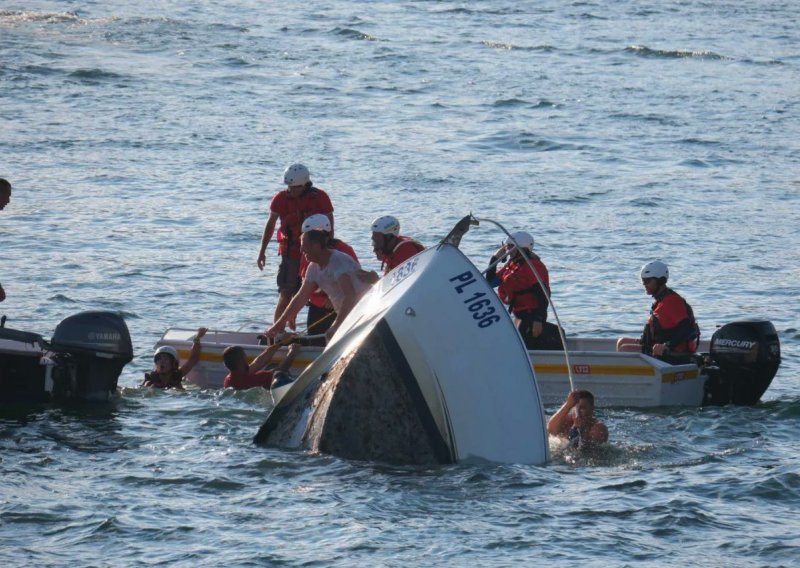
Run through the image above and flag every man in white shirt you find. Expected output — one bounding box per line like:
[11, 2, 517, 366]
[267, 228, 372, 342]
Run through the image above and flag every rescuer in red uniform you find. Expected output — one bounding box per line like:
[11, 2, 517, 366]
[370, 215, 425, 275]
[486, 231, 552, 350]
[617, 260, 700, 361]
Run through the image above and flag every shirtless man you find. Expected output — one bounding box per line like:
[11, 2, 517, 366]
[547, 389, 608, 449]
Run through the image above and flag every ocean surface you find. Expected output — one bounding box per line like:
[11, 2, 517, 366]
[1, 1, 799, 565]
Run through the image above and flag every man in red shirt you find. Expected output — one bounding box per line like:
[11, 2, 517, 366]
[370, 215, 425, 275]
[256, 164, 334, 323]
[222, 335, 295, 390]
[617, 261, 700, 361]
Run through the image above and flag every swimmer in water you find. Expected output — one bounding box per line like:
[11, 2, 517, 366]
[547, 389, 608, 449]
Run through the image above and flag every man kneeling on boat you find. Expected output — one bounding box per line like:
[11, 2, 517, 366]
[617, 260, 700, 363]
[547, 389, 608, 449]
[223, 334, 296, 390]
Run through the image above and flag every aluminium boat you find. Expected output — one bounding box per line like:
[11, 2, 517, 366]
[158, 319, 780, 408]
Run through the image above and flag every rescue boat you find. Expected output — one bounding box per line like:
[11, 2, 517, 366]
[158, 318, 780, 408]
[0, 311, 133, 402]
[156, 214, 780, 413]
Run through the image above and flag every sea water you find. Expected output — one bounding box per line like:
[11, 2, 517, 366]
[1, 1, 799, 565]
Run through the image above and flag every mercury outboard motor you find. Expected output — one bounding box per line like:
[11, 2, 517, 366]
[48, 311, 133, 401]
[702, 319, 780, 406]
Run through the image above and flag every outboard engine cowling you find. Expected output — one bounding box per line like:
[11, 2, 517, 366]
[49, 311, 133, 401]
[703, 319, 780, 406]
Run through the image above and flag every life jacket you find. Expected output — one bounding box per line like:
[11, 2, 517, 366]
[144, 369, 183, 389]
[641, 288, 700, 355]
[381, 236, 425, 273]
[303, 239, 359, 309]
[497, 256, 550, 316]
[274, 186, 332, 258]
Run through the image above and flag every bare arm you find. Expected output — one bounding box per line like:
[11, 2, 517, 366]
[179, 327, 208, 376]
[327, 212, 335, 239]
[268, 278, 316, 336]
[257, 212, 279, 270]
[547, 391, 578, 437]
[248, 334, 295, 372]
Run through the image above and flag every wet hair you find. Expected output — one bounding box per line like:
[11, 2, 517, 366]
[223, 345, 247, 371]
[574, 389, 595, 406]
[0, 179, 10, 194]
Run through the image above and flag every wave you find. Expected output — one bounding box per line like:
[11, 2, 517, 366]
[481, 41, 557, 52]
[0, 10, 82, 24]
[626, 45, 731, 60]
[471, 130, 592, 153]
[331, 27, 377, 41]
[68, 68, 126, 81]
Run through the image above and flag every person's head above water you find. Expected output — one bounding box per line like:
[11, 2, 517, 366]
[222, 345, 248, 372]
[0, 178, 11, 211]
[153, 345, 180, 373]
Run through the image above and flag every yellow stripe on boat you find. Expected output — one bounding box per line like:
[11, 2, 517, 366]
[534, 363, 656, 377]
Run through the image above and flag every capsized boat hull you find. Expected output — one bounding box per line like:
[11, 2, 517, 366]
[253, 243, 550, 465]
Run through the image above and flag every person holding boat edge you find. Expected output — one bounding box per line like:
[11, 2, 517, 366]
[222, 333, 296, 390]
[298, 214, 360, 345]
[256, 164, 334, 326]
[548, 389, 608, 449]
[486, 231, 558, 350]
[617, 261, 699, 363]
[266, 229, 372, 343]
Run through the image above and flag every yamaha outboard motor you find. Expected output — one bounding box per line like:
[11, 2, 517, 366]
[703, 319, 780, 406]
[48, 311, 133, 401]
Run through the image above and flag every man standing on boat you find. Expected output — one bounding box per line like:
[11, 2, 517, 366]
[298, 214, 359, 344]
[486, 231, 553, 349]
[266, 228, 372, 343]
[617, 261, 700, 362]
[0, 178, 11, 302]
[548, 389, 608, 449]
[256, 164, 334, 324]
[370, 215, 425, 275]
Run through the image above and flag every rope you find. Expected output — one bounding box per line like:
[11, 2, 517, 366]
[474, 217, 576, 393]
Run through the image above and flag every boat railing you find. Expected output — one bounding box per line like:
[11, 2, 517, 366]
[236, 320, 271, 332]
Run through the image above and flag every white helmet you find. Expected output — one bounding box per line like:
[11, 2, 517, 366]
[154, 345, 179, 364]
[371, 215, 400, 236]
[640, 260, 669, 281]
[283, 163, 310, 187]
[302, 213, 331, 233]
[504, 231, 535, 251]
